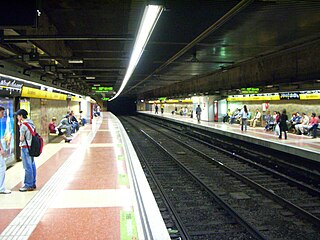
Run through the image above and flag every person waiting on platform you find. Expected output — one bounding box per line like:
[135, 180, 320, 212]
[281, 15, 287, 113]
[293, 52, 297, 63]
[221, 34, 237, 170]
[160, 103, 164, 114]
[250, 109, 261, 128]
[240, 105, 248, 131]
[180, 107, 183, 116]
[79, 111, 87, 126]
[57, 115, 72, 137]
[306, 113, 319, 138]
[70, 111, 80, 133]
[230, 108, 240, 124]
[196, 105, 202, 123]
[288, 112, 301, 133]
[183, 107, 188, 116]
[295, 112, 309, 135]
[264, 111, 274, 131]
[278, 109, 288, 140]
[155, 104, 158, 114]
[223, 109, 231, 123]
[48, 117, 71, 143]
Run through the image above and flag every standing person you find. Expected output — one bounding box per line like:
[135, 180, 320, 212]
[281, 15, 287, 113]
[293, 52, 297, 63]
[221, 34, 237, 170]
[160, 103, 164, 114]
[240, 105, 248, 131]
[0, 106, 11, 194]
[196, 105, 202, 123]
[15, 109, 36, 192]
[97, 105, 101, 117]
[278, 109, 288, 140]
[155, 105, 158, 114]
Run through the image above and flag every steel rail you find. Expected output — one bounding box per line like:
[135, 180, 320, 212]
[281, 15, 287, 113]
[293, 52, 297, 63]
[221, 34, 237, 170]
[125, 124, 191, 239]
[133, 116, 320, 227]
[137, 128, 267, 240]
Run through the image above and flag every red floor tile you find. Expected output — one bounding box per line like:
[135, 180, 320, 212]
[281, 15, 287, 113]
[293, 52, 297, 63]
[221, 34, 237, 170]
[30, 208, 120, 240]
[0, 209, 21, 232]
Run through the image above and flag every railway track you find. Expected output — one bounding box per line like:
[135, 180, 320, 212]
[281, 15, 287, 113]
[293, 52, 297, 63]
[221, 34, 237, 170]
[120, 116, 320, 239]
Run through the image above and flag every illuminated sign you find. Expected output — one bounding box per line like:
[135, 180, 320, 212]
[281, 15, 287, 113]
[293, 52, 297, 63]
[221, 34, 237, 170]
[148, 98, 192, 104]
[21, 86, 67, 100]
[102, 98, 110, 101]
[280, 92, 300, 100]
[0, 78, 23, 92]
[300, 93, 320, 100]
[227, 95, 280, 101]
[158, 97, 167, 101]
[241, 88, 260, 94]
[92, 86, 113, 91]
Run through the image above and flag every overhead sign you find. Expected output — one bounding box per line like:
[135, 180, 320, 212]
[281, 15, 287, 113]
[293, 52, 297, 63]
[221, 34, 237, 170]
[227, 95, 280, 101]
[70, 96, 82, 102]
[92, 86, 113, 91]
[280, 92, 300, 100]
[241, 88, 260, 94]
[21, 86, 67, 100]
[0, 78, 23, 92]
[300, 93, 320, 100]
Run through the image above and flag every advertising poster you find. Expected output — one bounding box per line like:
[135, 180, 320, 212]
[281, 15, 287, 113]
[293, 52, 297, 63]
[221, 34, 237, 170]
[0, 97, 15, 166]
[20, 98, 31, 115]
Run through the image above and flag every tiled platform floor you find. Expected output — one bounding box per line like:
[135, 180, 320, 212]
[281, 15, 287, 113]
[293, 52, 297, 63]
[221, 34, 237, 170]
[0, 113, 139, 239]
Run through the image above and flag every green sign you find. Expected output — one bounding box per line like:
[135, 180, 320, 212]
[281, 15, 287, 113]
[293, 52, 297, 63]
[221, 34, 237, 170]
[120, 211, 138, 240]
[92, 86, 113, 92]
[241, 88, 260, 94]
[158, 97, 166, 101]
[101, 97, 110, 101]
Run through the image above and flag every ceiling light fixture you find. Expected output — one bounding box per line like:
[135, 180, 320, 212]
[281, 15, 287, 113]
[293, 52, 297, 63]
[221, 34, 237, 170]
[68, 59, 83, 64]
[109, 4, 163, 101]
[86, 76, 96, 80]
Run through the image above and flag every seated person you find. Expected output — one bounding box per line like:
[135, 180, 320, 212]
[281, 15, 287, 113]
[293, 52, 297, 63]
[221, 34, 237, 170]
[250, 109, 261, 128]
[179, 107, 183, 116]
[49, 117, 71, 143]
[223, 109, 231, 123]
[264, 111, 274, 131]
[295, 112, 309, 135]
[70, 111, 80, 132]
[304, 113, 319, 138]
[287, 112, 300, 133]
[57, 115, 73, 137]
[230, 109, 240, 124]
[79, 111, 87, 126]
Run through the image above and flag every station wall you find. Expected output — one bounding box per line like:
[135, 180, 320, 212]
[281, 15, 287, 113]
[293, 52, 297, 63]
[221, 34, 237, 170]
[228, 100, 320, 117]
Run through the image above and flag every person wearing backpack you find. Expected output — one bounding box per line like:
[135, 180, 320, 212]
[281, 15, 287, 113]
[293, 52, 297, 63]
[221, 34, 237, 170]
[15, 109, 37, 192]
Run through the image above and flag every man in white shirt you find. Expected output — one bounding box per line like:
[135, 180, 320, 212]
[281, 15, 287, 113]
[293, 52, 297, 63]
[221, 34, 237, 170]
[250, 109, 261, 128]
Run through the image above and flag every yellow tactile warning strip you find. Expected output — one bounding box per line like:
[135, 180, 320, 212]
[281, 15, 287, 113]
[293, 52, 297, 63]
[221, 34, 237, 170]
[0, 119, 102, 239]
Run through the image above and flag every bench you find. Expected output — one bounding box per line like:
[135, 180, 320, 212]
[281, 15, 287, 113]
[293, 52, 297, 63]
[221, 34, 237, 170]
[48, 129, 66, 143]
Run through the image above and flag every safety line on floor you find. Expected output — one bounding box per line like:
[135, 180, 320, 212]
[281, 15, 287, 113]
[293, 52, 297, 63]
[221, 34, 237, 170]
[0, 118, 103, 240]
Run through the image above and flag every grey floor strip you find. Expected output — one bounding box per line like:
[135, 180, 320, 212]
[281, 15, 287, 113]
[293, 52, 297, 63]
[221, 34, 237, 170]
[0, 119, 102, 240]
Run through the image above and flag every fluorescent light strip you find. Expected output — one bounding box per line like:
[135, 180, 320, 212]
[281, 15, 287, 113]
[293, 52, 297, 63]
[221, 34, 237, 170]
[0, 73, 77, 96]
[109, 4, 163, 101]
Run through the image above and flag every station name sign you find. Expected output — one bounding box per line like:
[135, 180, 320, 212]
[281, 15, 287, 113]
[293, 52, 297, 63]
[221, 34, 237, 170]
[280, 92, 300, 100]
[0, 78, 23, 92]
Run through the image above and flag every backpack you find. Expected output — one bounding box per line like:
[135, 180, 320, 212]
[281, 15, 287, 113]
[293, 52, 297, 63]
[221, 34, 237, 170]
[23, 122, 44, 157]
